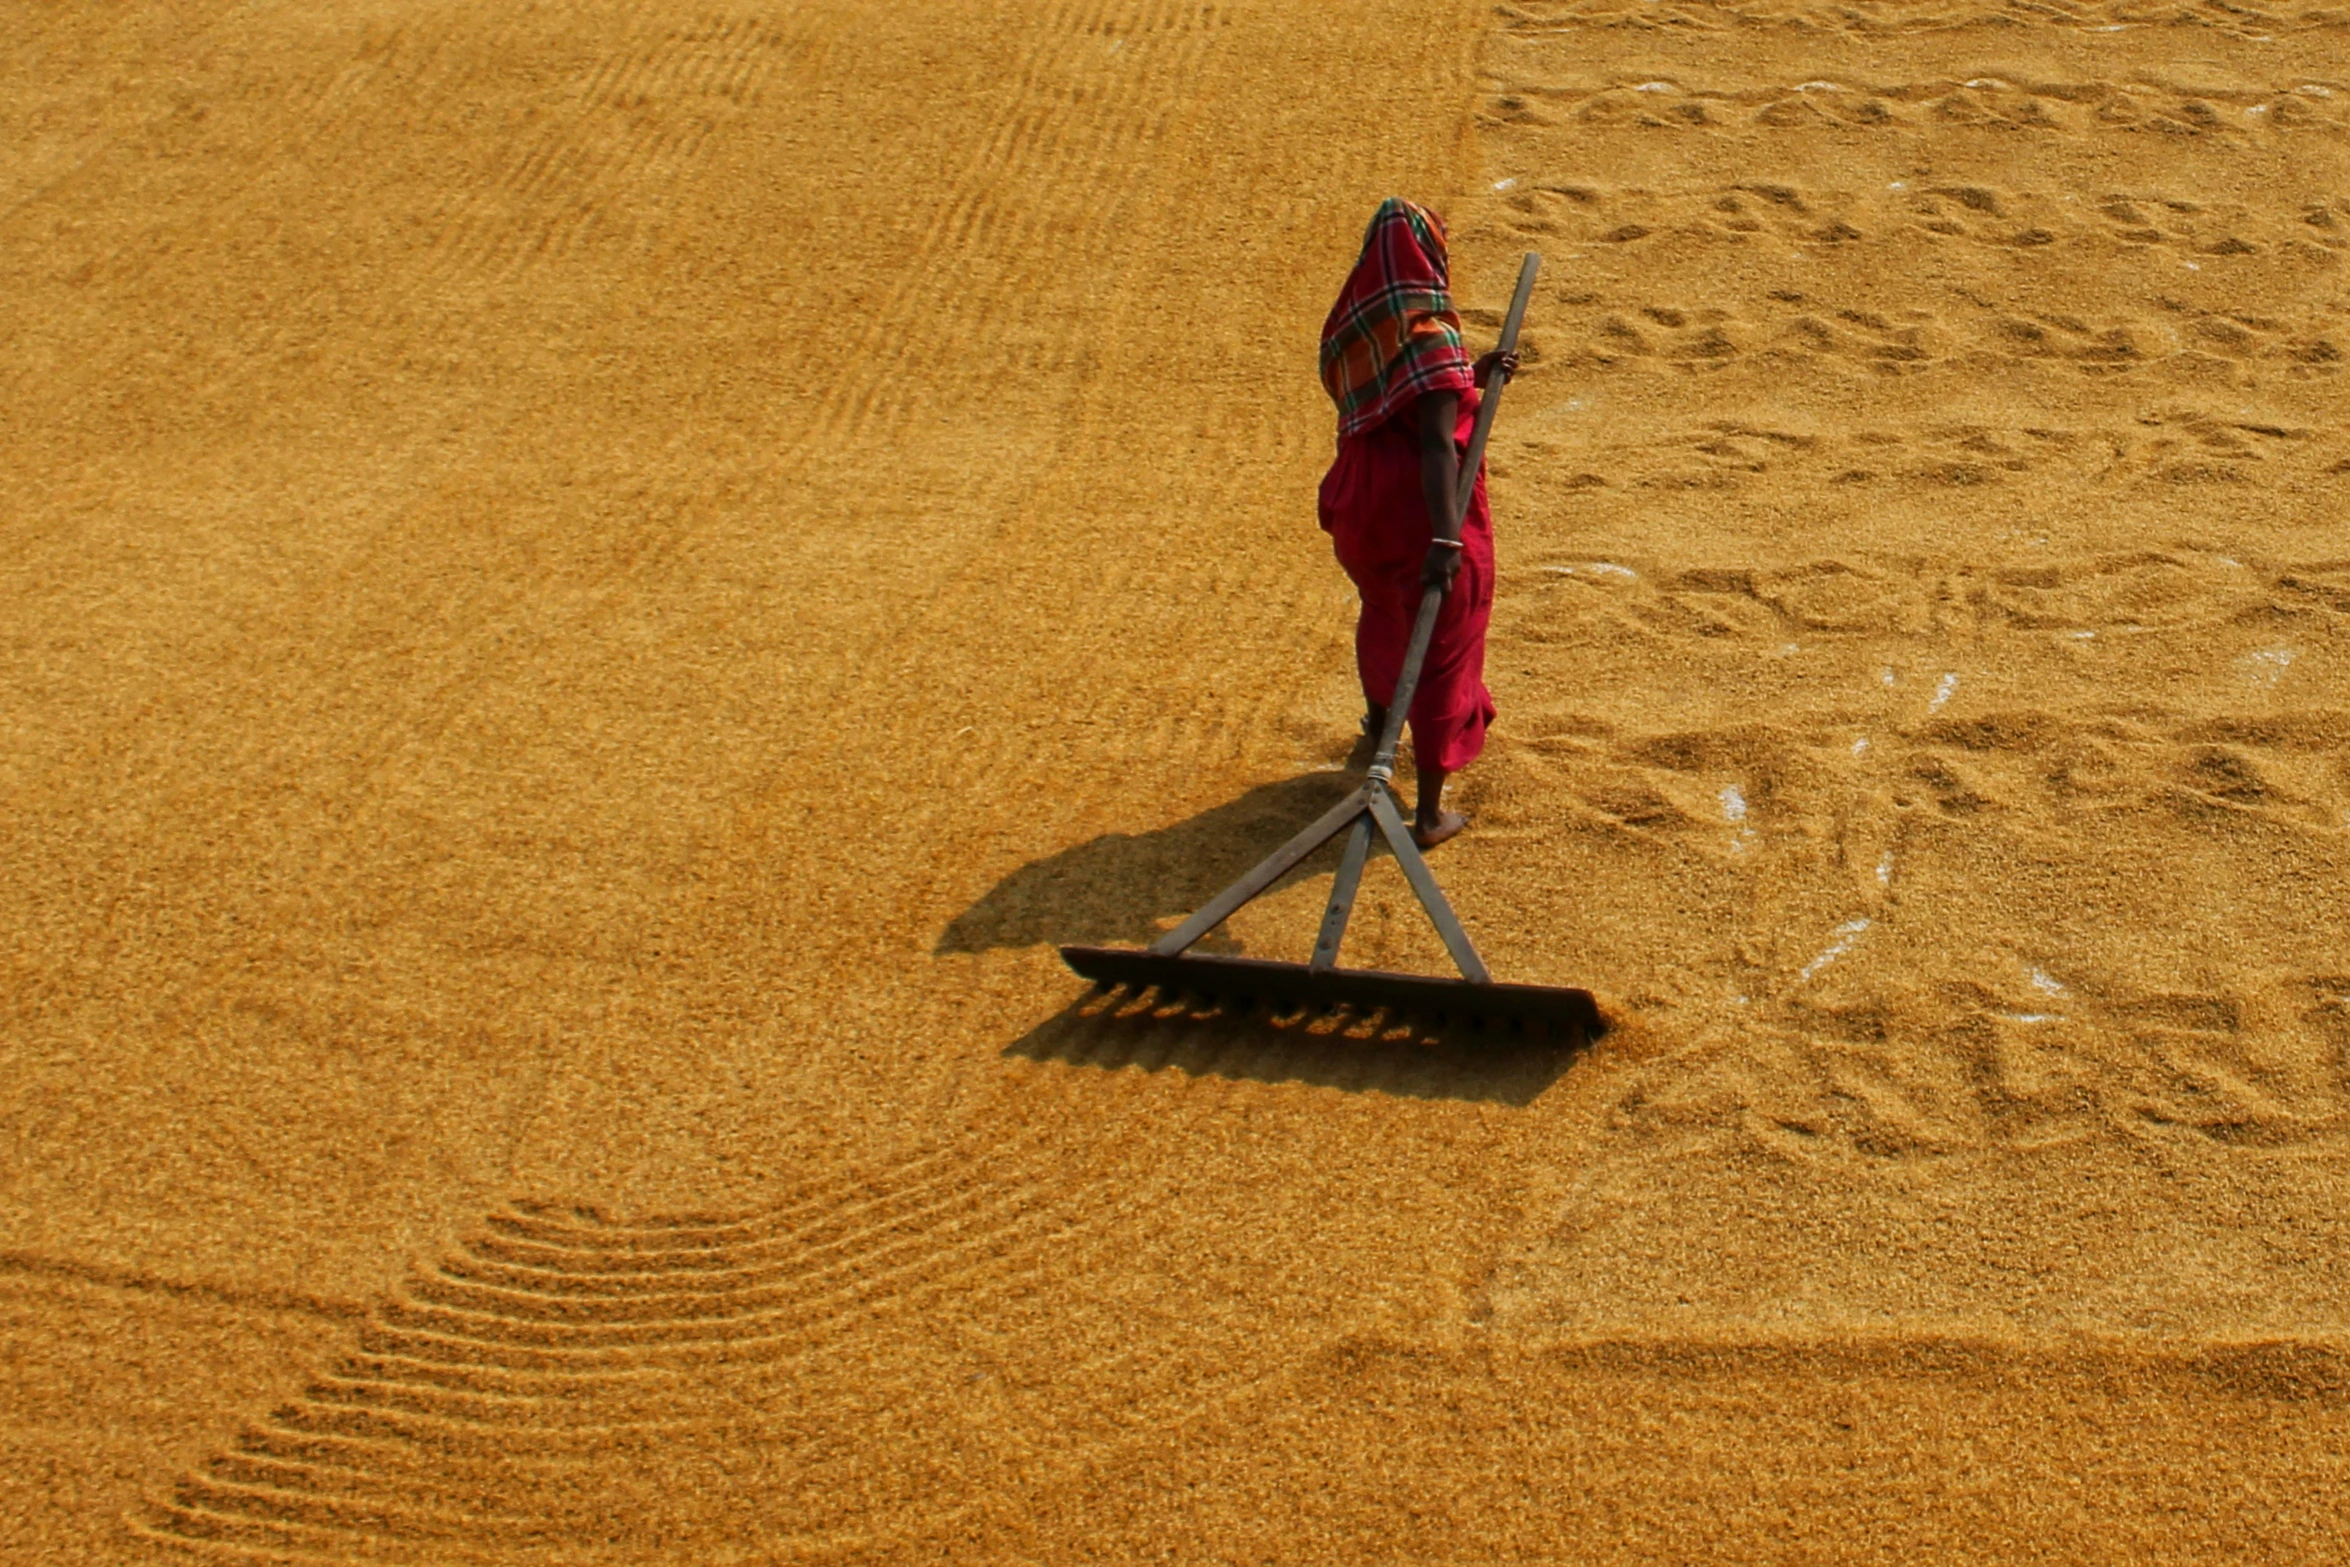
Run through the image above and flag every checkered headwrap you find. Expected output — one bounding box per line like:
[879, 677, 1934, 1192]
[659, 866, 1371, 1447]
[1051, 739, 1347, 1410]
[1319, 198, 1475, 440]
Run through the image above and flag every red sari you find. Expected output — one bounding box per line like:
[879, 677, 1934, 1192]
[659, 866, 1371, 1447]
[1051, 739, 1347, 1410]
[1317, 198, 1496, 775]
[1317, 387, 1496, 774]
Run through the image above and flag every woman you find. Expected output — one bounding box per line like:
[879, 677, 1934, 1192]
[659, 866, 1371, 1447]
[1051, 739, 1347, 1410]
[1317, 197, 1515, 849]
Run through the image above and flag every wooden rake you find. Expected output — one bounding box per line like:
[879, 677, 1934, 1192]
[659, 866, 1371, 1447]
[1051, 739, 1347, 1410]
[1062, 252, 1597, 1039]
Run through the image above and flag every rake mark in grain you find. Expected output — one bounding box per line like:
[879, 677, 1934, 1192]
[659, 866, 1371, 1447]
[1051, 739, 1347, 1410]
[138, 1144, 1100, 1560]
[444, 1166, 1083, 1295]
[807, 0, 1227, 451]
[383, 1194, 1089, 1351]
[415, 9, 826, 283]
[1499, 0, 2350, 37]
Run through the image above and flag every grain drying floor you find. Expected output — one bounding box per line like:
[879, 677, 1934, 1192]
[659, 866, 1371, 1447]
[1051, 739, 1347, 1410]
[9, 0, 2350, 1560]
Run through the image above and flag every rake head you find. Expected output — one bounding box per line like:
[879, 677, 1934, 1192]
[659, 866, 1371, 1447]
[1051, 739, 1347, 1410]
[1059, 946, 1599, 1043]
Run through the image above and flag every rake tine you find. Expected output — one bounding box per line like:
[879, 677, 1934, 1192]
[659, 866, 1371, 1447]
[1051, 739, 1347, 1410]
[1061, 948, 1595, 1037]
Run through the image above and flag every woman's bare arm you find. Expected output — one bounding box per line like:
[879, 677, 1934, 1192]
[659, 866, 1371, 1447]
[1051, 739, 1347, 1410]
[1415, 390, 1463, 590]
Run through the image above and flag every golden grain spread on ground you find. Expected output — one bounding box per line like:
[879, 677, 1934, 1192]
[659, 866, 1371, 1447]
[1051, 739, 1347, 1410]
[10, 0, 2350, 1560]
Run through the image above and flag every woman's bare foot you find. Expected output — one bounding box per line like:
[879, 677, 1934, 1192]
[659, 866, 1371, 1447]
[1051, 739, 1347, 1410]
[1413, 761, 1462, 847]
[1413, 809, 1468, 849]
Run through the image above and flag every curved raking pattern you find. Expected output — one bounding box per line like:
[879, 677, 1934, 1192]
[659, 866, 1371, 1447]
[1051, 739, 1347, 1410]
[137, 1149, 1104, 1563]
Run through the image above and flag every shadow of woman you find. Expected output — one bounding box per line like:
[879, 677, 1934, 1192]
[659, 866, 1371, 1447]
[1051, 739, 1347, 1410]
[936, 770, 1366, 958]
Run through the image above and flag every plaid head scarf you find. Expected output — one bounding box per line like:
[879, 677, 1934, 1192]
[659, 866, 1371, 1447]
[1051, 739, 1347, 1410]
[1319, 198, 1475, 440]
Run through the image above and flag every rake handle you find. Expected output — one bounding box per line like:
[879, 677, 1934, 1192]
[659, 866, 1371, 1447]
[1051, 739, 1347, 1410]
[1367, 250, 1541, 785]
